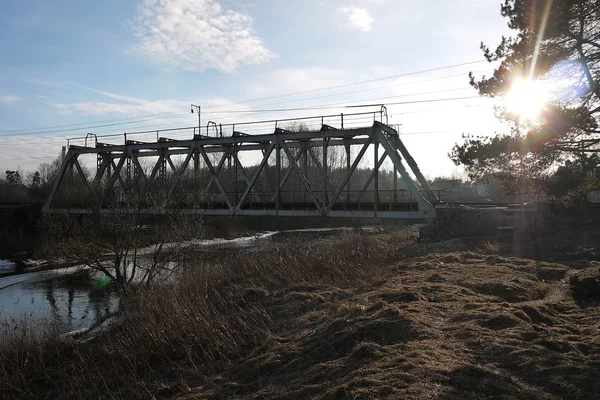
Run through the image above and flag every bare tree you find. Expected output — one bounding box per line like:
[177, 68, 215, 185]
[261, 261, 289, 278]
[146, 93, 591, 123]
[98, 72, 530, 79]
[41, 186, 204, 289]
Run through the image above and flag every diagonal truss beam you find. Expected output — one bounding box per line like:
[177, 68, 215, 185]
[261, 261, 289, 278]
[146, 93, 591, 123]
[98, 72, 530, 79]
[232, 151, 251, 185]
[356, 151, 388, 203]
[166, 155, 177, 172]
[166, 148, 195, 203]
[149, 154, 165, 182]
[42, 152, 72, 212]
[73, 156, 91, 193]
[325, 134, 374, 213]
[110, 158, 127, 189]
[391, 135, 439, 203]
[199, 146, 233, 210]
[100, 154, 127, 207]
[270, 147, 303, 202]
[280, 140, 324, 215]
[376, 130, 432, 214]
[130, 153, 160, 209]
[236, 142, 275, 209]
[204, 152, 228, 194]
[94, 154, 109, 183]
[307, 147, 337, 192]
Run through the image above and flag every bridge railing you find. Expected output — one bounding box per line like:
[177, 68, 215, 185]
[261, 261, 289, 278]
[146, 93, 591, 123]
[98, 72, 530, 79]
[65, 107, 390, 148]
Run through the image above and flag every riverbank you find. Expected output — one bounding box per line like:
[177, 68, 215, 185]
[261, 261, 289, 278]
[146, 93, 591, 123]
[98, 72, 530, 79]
[1, 226, 600, 399]
[0, 227, 383, 339]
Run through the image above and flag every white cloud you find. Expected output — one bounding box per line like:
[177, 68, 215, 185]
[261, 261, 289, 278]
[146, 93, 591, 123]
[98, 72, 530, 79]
[249, 67, 349, 95]
[130, 0, 277, 73]
[366, 0, 389, 4]
[51, 99, 188, 116]
[0, 95, 20, 104]
[337, 7, 374, 32]
[48, 85, 253, 128]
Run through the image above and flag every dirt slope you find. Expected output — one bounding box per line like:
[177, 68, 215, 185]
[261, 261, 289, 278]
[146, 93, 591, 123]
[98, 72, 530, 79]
[183, 253, 600, 399]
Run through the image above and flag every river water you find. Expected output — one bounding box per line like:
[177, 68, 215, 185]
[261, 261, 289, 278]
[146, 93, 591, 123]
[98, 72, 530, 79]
[0, 227, 380, 335]
[0, 268, 119, 334]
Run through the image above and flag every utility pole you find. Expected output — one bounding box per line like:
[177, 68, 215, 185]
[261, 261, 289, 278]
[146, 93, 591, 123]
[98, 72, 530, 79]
[191, 104, 201, 135]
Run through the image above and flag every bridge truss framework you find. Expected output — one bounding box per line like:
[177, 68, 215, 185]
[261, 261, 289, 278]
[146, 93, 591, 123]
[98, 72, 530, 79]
[44, 111, 439, 220]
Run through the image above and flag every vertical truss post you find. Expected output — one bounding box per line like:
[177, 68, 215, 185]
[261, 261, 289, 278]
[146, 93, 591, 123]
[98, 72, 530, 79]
[262, 144, 268, 203]
[374, 141, 379, 216]
[67, 158, 74, 211]
[394, 168, 398, 203]
[126, 157, 132, 190]
[345, 140, 351, 203]
[302, 142, 308, 203]
[322, 135, 328, 205]
[233, 142, 238, 206]
[227, 148, 232, 199]
[159, 151, 166, 179]
[194, 149, 199, 172]
[96, 153, 103, 180]
[276, 139, 281, 214]
[356, 151, 387, 203]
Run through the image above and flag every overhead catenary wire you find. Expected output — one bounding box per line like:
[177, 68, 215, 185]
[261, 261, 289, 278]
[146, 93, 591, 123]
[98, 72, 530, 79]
[0, 99, 488, 146]
[203, 60, 488, 106]
[198, 68, 492, 112]
[0, 94, 487, 144]
[0, 60, 489, 137]
[0, 112, 192, 134]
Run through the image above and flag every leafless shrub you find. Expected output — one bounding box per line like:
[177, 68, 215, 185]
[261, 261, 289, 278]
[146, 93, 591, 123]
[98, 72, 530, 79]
[479, 240, 501, 254]
[39, 206, 204, 289]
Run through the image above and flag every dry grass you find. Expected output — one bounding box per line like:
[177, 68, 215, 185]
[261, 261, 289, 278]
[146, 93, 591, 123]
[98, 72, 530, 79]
[478, 240, 501, 254]
[0, 230, 397, 399]
[2, 229, 600, 399]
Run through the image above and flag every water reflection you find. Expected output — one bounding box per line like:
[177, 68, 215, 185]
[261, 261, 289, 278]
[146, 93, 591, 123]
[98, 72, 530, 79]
[0, 270, 119, 334]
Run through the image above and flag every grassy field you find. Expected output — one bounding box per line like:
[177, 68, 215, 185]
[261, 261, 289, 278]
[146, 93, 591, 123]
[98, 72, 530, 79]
[1, 228, 600, 399]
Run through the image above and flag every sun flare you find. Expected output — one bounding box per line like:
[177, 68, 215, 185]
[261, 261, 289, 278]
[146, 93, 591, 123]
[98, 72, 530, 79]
[505, 78, 548, 121]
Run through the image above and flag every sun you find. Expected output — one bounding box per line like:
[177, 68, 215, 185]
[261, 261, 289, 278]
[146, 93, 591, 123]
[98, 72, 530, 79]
[505, 78, 548, 121]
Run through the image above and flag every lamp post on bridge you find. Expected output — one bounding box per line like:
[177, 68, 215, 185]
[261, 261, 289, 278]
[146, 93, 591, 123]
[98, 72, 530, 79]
[191, 104, 201, 136]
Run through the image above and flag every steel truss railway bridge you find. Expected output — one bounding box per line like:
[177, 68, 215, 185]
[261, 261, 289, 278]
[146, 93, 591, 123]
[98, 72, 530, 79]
[44, 107, 441, 220]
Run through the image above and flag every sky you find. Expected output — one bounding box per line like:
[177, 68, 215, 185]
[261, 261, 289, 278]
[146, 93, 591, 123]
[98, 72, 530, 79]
[0, 0, 512, 178]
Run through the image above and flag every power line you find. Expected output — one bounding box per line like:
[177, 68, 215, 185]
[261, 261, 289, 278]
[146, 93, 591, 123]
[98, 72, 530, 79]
[400, 130, 456, 136]
[0, 113, 191, 138]
[0, 112, 190, 134]
[0, 60, 487, 137]
[205, 60, 487, 106]
[179, 95, 482, 115]
[201, 68, 491, 112]
[0, 97, 487, 146]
